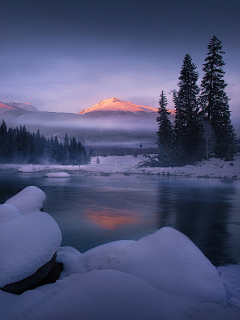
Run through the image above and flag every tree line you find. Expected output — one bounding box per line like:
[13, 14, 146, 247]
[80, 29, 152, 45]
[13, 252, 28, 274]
[0, 121, 90, 165]
[156, 35, 237, 166]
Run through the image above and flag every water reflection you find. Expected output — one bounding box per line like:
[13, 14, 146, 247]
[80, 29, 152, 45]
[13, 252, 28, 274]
[157, 179, 237, 266]
[83, 206, 138, 229]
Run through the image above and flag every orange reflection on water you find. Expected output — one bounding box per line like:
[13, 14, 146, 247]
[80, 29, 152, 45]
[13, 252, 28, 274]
[84, 206, 138, 230]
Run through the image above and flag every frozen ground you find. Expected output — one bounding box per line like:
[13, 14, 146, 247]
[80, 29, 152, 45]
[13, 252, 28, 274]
[0, 154, 240, 179]
[0, 186, 240, 319]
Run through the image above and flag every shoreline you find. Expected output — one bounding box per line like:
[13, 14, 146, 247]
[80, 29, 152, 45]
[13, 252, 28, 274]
[0, 155, 239, 180]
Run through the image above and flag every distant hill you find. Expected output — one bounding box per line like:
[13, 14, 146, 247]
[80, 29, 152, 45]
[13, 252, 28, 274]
[79, 97, 159, 115]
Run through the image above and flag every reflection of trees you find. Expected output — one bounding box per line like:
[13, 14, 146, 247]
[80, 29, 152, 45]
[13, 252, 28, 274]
[157, 179, 237, 266]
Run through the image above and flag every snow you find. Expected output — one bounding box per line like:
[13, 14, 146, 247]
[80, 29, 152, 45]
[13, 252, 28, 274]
[0, 204, 21, 223]
[8, 270, 190, 320]
[0, 289, 45, 319]
[79, 97, 158, 114]
[18, 165, 34, 172]
[0, 211, 62, 287]
[1, 155, 239, 180]
[82, 227, 226, 303]
[45, 172, 70, 178]
[218, 264, 240, 304]
[5, 186, 46, 214]
[56, 246, 87, 279]
[0, 101, 15, 113]
[5, 102, 38, 112]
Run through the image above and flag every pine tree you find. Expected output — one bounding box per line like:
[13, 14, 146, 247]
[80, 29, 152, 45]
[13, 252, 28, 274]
[0, 121, 8, 162]
[156, 91, 174, 166]
[200, 35, 236, 160]
[174, 54, 204, 164]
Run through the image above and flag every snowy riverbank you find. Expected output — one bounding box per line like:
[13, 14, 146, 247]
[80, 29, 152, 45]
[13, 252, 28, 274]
[0, 155, 240, 180]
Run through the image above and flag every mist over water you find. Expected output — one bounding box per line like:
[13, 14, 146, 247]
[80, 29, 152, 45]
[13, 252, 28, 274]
[0, 170, 240, 266]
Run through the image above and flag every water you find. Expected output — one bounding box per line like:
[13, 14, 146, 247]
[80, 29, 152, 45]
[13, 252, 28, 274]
[1, 169, 240, 266]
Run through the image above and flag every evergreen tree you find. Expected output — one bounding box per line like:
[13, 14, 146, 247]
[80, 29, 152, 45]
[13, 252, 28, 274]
[0, 121, 88, 165]
[69, 137, 79, 164]
[200, 35, 236, 159]
[0, 121, 8, 161]
[174, 54, 204, 163]
[156, 91, 174, 166]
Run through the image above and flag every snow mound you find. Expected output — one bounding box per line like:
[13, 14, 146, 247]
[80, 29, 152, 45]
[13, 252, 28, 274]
[56, 246, 87, 279]
[18, 165, 34, 173]
[13, 270, 188, 320]
[83, 227, 226, 303]
[45, 172, 70, 178]
[0, 204, 21, 223]
[218, 264, 240, 305]
[5, 186, 46, 214]
[0, 211, 62, 287]
[0, 289, 45, 319]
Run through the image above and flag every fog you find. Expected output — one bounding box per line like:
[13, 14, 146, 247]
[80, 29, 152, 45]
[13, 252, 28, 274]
[0, 111, 161, 149]
[1, 110, 239, 154]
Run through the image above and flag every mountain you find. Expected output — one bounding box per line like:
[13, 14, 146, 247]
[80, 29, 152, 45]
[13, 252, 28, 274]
[0, 101, 15, 113]
[79, 97, 158, 115]
[5, 102, 38, 112]
[0, 101, 38, 113]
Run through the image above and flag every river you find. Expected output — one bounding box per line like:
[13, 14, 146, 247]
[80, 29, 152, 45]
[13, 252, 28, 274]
[1, 169, 240, 266]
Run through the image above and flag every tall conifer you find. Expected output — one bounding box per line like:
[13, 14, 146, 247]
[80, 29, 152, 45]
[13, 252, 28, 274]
[156, 91, 174, 166]
[200, 35, 236, 159]
[174, 54, 204, 163]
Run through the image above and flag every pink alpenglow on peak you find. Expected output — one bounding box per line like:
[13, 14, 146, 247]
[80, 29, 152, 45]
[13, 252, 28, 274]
[79, 97, 159, 115]
[5, 102, 38, 112]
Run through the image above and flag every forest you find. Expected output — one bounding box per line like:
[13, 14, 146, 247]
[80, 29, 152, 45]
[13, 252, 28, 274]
[0, 121, 89, 165]
[156, 35, 237, 167]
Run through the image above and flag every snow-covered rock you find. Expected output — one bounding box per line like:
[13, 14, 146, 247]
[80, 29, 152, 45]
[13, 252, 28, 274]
[10, 270, 189, 320]
[45, 172, 70, 178]
[83, 227, 226, 303]
[5, 186, 46, 214]
[0, 289, 45, 319]
[218, 264, 240, 306]
[0, 211, 62, 288]
[0, 204, 21, 223]
[56, 246, 87, 279]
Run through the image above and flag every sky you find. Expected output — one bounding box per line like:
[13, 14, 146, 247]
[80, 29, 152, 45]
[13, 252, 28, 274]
[0, 0, 239, 121]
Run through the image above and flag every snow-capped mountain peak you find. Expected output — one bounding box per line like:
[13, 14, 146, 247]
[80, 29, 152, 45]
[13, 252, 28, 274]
[6, 102, 38, 112]
[79, 97, 158, 115]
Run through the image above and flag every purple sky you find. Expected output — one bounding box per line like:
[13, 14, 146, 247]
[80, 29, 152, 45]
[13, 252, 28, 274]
[0, 0, 239, 123]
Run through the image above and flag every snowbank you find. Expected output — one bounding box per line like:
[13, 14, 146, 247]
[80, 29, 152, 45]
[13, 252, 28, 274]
[18, 165, 34, 173]
[0, 211, 62, 287]
[13, 270, 188, 320]
[1, 155, 239, 179]
[45, 172, 70, 178]
[56, 247, 87, 278]
[5, 186, 46, 214]
[0, 204, 21, 223]
[82, 227, 226, 303]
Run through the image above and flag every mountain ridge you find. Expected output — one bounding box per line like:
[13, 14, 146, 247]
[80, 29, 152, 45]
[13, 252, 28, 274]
[79, 97, 159, 115]
[5, 102, 38, 112]
[0, 101, 38, 113]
